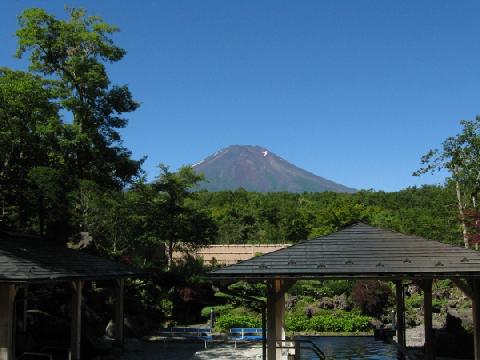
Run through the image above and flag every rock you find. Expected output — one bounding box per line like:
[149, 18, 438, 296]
[433, 288, 450, 300]
[105, 320, 115, 338]
[333, 293, 351, 311]
[285, 295, 298, 311]
[368, 318, 383, 330]
[406, 284, 420, 296]
[317, 297, 334, 309]
[447, 299, 457, 309]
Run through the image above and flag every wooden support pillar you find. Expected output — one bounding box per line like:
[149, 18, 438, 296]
[267, 279, 286, 360]
[113, 279, 125, 347]
[71, 281, 83, 360]
[422, 280, 435, 360]
[20, 286, 28, 333]
[472, 279, 480, 360]
[395, 280, 405, 349]
[0, 284, 16, 360]
[275, 280, 285, 360]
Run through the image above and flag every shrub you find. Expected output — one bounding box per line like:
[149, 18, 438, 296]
[285, 315, 310, 332]
[405, 294, 423, 308]
[200, 304, 234, 318]
[285, 310, 371, 333]
[351, 280, 391, 317]
[215, 313, 261, 332]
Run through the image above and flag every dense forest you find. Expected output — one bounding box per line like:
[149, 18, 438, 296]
[3, 7, 480, 344]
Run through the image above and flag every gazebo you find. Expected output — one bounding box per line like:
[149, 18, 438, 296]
[209, 223, 480, 360]
[0, 229, 142, 360]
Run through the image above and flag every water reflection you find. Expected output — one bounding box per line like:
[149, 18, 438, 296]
[301, 336, 402, 360]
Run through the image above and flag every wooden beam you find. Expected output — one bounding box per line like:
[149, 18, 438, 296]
[472, 280, 480, 360]
[421, 280, 435, 360]
[113, 279, 125, 347]
[451, 278, 473, 299]
[395, 280, 405, 349]
[71, 281, 84, 360]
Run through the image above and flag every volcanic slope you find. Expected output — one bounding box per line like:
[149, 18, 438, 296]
[192, 145, 356, 193]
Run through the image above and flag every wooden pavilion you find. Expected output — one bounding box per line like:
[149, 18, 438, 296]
[209, 223, 480, 360]
[0, 229, 142, 360]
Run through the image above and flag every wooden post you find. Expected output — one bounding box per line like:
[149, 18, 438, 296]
[267, 279, 286, 360]
[113, 279, 125, 347]
[275, 280, 285, 360]
[71, 281, 83, 360]
[422, 280, 435, 360]
[395, 280, 405, 348]
[472, 279, 480, 360]
[0, 284, 16, 360]
[262, 304, 267, 360]
[267, 280, 276, 360]
[21, 286, 28, 333]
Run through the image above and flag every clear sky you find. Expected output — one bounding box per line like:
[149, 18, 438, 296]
[2, 0, 479, 191]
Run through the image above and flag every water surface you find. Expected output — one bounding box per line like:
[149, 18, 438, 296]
[300, 336, 402, 360]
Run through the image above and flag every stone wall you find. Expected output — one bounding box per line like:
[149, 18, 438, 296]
[172, 244, 291, 265]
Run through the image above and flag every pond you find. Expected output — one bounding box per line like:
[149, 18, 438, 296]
[299, 336, 403, 360]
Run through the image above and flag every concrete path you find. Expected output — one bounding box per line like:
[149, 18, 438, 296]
[121, 339, 262, 360]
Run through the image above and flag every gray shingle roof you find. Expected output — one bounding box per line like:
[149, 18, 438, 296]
[209, 223, 480, 280]
[0, 230, 143, 283]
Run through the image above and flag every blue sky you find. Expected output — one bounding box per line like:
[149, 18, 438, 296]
[2, 1, 479, 191]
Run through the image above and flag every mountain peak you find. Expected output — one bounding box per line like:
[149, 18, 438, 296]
[192, 145, 356, 193]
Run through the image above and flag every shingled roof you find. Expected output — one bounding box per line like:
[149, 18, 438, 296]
[0, 230, 143, 283]
[209, 223, 480, 280]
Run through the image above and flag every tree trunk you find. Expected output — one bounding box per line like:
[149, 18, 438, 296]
[168, 242, 173, 269]
[455, 180, 469, 248]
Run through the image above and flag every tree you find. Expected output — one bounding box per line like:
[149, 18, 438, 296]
[152, 165, 217, 266]
[0, 68, 65, 235]
[16, 7, 142, 189]
[414, 118, 480, 248]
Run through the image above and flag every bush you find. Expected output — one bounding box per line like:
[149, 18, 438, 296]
[405, 294, 422, 308]
[285, 310, 371, 333]
[288, 280, 353, 298]
[215, 313, 261, 332]
[351, 280, 391, 317]
[201, 304, 234, 318]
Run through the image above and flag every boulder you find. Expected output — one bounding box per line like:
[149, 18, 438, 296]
[333, 293, 351, 311]
[368, 318, 383, 330]
[317, 297, 334, 309]
[105, 320, 115, 338]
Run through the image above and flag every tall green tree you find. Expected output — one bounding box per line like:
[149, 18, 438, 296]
[152, 165, 217, 266]
[0, 68, 66, 236]
[16, 7, 142, 189]
[414, 118, 480, 248]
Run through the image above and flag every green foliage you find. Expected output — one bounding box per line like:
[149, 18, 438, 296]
[151, 165, 217, 265]
[405, 294, 423, 308]
[194, 186, 461, 246]
[288, 280, 352, 298]
[200, 304, 234, 318]
[286, 310, 371, 333]
[215, 313, 261, 331]
[414, 117, 480, 248]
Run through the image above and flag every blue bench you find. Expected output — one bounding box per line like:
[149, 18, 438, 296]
[229, 328, 264, 347]
[158, 327, 213, 348]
